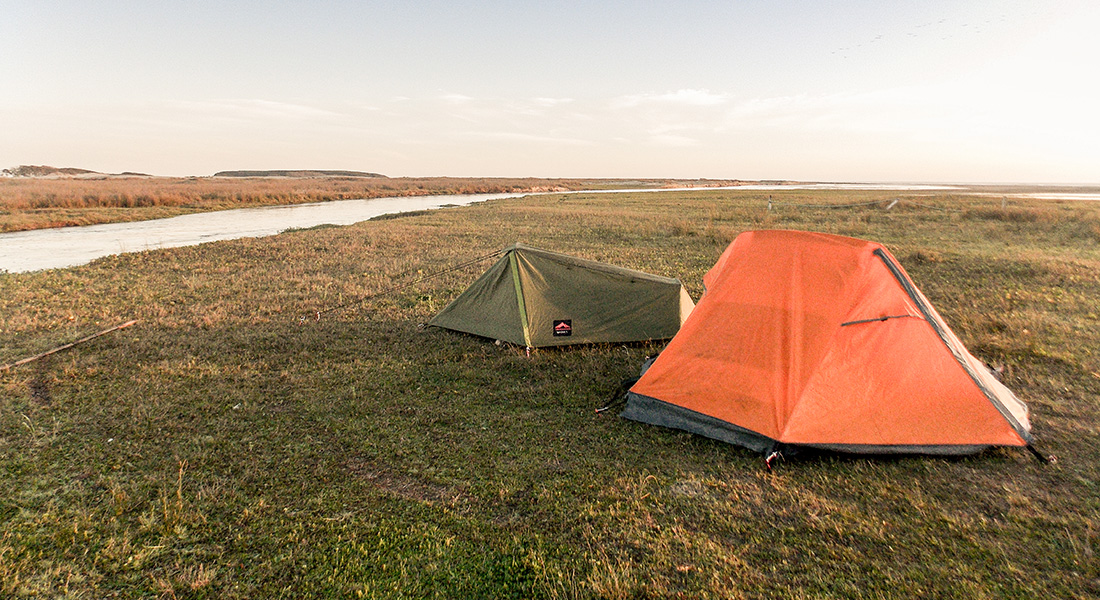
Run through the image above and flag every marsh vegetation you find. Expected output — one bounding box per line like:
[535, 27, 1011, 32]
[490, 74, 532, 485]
[0, 176, 739, 233]
[1, 188, 1098, 598]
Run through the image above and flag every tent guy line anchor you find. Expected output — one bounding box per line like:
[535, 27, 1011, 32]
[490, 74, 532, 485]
[764, 449, 784, 471]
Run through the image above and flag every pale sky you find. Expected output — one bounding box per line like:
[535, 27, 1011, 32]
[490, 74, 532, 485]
[2, 1, 1097, 183]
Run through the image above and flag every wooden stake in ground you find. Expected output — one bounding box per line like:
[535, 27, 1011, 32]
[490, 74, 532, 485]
[0, 320, 139, 372]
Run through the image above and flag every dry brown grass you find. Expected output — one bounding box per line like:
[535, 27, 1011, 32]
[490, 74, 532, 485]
[0, 176, 743, 232]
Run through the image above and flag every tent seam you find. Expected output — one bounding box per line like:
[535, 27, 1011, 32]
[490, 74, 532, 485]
[509, 250, 533, 347]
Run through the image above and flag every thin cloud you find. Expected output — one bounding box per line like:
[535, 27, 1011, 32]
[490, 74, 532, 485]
[171, 99, 343, 121]
[451, 130, 593, 146]
[530, 97, 575, 107]
[612, 89, 730, 109]
[719, 87, 983, 135]
[439, 93, 476, 104]
[648, 133, 700, 147]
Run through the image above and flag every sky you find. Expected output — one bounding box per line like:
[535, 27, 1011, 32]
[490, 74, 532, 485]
[2, 0, 1098, 183]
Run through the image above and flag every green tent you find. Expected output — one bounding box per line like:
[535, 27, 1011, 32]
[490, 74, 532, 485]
[429, 244, 695, 348]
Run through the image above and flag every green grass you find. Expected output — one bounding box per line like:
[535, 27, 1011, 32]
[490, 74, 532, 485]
[1, 189, 1099, 598]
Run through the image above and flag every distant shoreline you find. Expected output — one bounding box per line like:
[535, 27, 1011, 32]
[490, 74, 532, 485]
[0, 176, 752, 233]
[2, 173, 1098, 234]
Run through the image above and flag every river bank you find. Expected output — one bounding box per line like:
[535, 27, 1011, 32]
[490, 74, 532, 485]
[8, 182, 1098, 274]
[0, 192, 522, 273]
[0, 176, 744, 233]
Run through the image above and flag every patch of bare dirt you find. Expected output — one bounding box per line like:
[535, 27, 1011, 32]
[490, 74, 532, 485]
[344, 457, 466, 506]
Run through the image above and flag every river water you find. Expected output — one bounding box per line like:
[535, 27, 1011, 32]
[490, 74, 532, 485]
[2, 184, 1095, 273]
[0, 192, 523, 273]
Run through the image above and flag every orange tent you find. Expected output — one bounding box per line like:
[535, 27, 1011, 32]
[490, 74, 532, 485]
[622, 230, 1033, 455]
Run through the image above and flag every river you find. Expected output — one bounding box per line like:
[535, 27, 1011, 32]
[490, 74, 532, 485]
[2, 184, 1094, 273]
[0, 192, 523, 273]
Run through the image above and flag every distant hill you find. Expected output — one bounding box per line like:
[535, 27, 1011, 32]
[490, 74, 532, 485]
[1, 165, 391, 179]
[2, 165, 100, 177]
[213, 169, 387, 178]
[1, 165, 155, 178]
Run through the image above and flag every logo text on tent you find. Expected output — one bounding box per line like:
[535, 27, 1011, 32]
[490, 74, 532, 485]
[553, 320, 572, 336]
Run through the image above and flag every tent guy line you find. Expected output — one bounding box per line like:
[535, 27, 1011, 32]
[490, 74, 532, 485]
[840, 314, 921, 327]
[765, 197, 964, 212]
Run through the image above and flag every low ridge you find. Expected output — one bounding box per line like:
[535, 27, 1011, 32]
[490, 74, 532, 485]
[213, 169, 387, 178]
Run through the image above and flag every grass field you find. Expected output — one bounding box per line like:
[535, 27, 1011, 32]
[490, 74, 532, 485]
[1, 188, 1098, 598]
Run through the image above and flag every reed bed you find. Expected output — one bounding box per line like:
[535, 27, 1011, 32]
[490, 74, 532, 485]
[0, 176, 739, 232]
